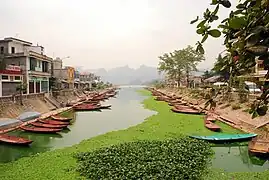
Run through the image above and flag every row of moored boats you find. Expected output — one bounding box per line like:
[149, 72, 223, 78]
[0, 88, 119, 146]
[148, 88, 269, 155]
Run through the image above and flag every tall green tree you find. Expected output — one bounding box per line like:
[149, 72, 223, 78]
[178, 46, 205, 87]
[158, 52, 182, 86]
[202, 70, 215, 79]
[158, 46, 205, 87]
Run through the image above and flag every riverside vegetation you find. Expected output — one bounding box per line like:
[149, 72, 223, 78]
[0, 89, 269, 179]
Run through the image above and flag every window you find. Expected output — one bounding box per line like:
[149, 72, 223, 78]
[11, 47, 15, 54]
[42, 61, 49, 72]
[0, 46, 4, 54]
[258, 63, 264, 71]
[15, 76, 21, 81]
[30, 57, 37, 71]
[2, 75, 8, 80]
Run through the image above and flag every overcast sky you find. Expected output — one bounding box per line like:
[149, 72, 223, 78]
[1, 0, 232, 70]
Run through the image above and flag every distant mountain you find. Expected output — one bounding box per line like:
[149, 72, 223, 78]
[87, 65, 163, 85]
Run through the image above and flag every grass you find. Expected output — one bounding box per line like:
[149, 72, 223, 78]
[0, 89, 268, 180]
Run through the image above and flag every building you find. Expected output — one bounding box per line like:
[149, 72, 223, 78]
[254, 58, 268, 82]
[0, 37, 52, 96]
[189, 76, 203, 88]
[0, 65, 23, 96]
[74, 70, 80, 89]
[52, 57, 75, 89]
[79, 72, 95, 90]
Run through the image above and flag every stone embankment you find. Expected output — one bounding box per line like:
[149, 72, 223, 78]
[0, 90, 86, 119]
[0, 88, 116, 133]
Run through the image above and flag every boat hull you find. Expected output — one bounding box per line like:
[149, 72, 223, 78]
[0, 134, 33, 146]
[39, 120, 70, 125]
[99, 105, 112, 109]
[31, 122, 68, 128]
[171, 107, 201, 115]
[249, 137, 269, 154]
[20, 126, 62, 133]
[51, 115, 72, 121]
[189, 134, 257, 142]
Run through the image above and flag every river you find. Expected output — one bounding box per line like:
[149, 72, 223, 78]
[0, 86, 268, 172]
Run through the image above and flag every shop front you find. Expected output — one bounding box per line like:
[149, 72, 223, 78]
[28, 76, 49, 94]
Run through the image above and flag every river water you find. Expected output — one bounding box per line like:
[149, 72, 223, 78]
[0, 86, 268, 172]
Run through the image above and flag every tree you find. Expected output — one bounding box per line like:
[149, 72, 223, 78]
[158, 46, 205, 88]
[191, 0, 269, 117]
[202, 70, 215, 79]
[212, 54, 233, 79]
[178, 46, 205, 87]
[158, 52, 182, 86]
[16, 83, 27, 105]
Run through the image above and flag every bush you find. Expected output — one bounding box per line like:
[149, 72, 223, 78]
[75, 138, 213, 180]
[232, 104, 241, 110]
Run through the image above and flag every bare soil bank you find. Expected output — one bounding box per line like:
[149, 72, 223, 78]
[156, 87, 269, 139]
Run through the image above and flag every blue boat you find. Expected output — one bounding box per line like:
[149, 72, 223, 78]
[17, 111, 41, 122]
[189, 133, 257, 142]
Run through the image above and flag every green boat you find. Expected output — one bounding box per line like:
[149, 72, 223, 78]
[189, 133, 257, 141]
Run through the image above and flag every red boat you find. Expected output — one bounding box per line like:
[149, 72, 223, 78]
[30, 122, 68, 128]
[20, 126, 62, 133]
[84, 101, 100, 105]
[205, 115, 216, 122]
[204, 120, 221, 132]
[171, 107, 201, 115]
[73, 104, 101, 111]
[0, 134, 33, 146]
[51, 115, 72, 121]
[39, 119, 70, 125]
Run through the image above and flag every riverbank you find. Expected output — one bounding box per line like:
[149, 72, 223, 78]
[0, 88, 113, 134]
[0, 89, 268, 179]
[155, 87, 269, 138]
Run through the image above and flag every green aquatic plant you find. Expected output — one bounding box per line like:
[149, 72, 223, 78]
[75, 138, 214, 180]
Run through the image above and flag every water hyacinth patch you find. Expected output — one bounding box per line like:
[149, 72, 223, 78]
[75, 137, 214, 179]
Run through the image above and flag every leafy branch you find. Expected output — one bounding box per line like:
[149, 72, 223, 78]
[191, 0, 269, 117]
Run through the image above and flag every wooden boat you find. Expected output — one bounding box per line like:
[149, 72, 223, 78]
[30, 122, 68, 129]
[73, 104, 101, 111]
[205, 115, 216, 122]
[204, 120, 221, 132]
[189, 133, 257, 141]
[155, 96, 168, 101]
[171, 107, 201, 115]
[51, 115, 72, 121]
[0, 134, 33, 146]
[99, 105, 112, 109]
[39, 119, 70, 125]
[249, 137, 269, 154]
[20, 126, 62, 133]
[83, 101, 100, 105]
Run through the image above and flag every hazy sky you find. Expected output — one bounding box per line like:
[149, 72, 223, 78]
[1, 0, 232, 70]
